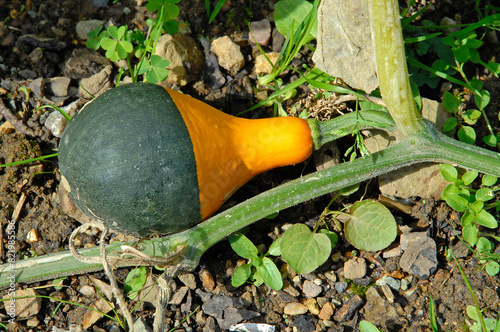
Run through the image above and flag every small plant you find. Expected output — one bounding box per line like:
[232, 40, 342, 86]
[440, 164, 499, 247]
[124, 266, 148, 300]
[466, 305, 500, 332]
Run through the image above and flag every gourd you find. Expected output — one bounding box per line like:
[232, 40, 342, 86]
[58, 83, 313, 236]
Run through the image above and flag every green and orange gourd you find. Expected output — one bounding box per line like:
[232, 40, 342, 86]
[58, 83, 314, 236]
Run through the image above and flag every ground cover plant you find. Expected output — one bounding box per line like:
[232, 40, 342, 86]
[1, 0, 500, 330]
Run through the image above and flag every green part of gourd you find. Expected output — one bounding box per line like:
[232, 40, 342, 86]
[58, 83, 201, 236]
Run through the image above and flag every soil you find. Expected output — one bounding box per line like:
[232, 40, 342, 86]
[1, 0, 500, 331]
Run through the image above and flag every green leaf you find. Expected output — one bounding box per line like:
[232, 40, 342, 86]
[442, 91, 460, 113]
[124, 267, 148, 300]
[344, 201, 397, 251]
[231, 263, 252, 288]
[467, 305, 480, 322]
[255, 257, 283, 290]
[462, 109, 481, 125]
[469, 200, 484, 214]
[318, 229, 339, 247]
[485, 261, 500, 276]
[475, 209, 498, 228]
[268, 238, 281, 256]
[458, 126, 476, 144]
[476, 237, 492, 253]
[100, 37, 117, 51]
[442, 184, 468, 212]
[275, 0, 316, 43]
[281, 224, 331, 274]
[461, 210, 474, 227]
[462, 170, 478, 185]
[440, 164, 458, 182]
[482, 174, 498, 186]
[442, 117, 458, 133]
[462, 223, 478, 246]
[359, 320, 381, 332]
[476, 187, 495, 202]
[483, 134, 498, 147]
[475, 90, 490, 110]
[229, 233, 259, 260]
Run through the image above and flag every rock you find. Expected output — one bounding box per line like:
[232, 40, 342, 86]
[16, 34, 66, 53]
[211, 36, 245, 76]
[200, 37, 226, 89]
[76, 20, 104, 40]
[452, 240, 470, 259]
[333, 294, 363, 322]
[169, 286, 189, 305]
[318, 302, 334, 320]
[399, 232, 438, 279]
[353, 277, 372, 286]
[222, 307, 260, 330]
[79, 65, 113, 102]
[343, 257, 367, 279]
[3, 288, 41, 318]
[200, 269, 216, 292]
[362, 287, 400, 329]
[203, 316, 219, 332]
[83, 297, 114, 329]
[334, 281, 348, 293]
[272, 28, 285, 52]
[62, 48, 111, 79]
[181, 289, 193, 313]
[249, 19, 272, 46]
[178, 273, 197, 289]
[154, 34, 204, 86]
[79, 285, 95, 297]
[284, 302, 308, 316]
[45, 111, 68, 138]
[132, 317, 153, 332]
[304, 298, 320, 315]
[291, 315, 316, 332]
[375, 276, 401, 291]
[202, 295, 258, 330]
[26, 317, 40, 327]
[302, 279, 322, 298]
[254, 52, 280, 75]
[47, 77, 71, 97]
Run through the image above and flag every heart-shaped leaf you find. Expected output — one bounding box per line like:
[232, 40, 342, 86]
[281, 224, 331, 274]
[255, 257, 283, 290]
[344, 200, 397, 251]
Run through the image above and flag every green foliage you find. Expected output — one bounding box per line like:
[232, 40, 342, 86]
[359, 320, 381, 332]
[467, 305, 500, 332]
[229, 232, 283, 290]
[274, 0, 317, 44]
[85, 0, 179, 84]
[344, 200, 398, 251]
[124, 267, 148, 300]
[440, 164, 499, 247]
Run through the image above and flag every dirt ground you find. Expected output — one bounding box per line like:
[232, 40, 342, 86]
[1, 0, 500, 331]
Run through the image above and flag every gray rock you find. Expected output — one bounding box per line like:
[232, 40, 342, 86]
[302, 279, 323, 298]
[221, 307, 260, 330]
[178, 273, 197, 289]
[16, 34, 66, 53]
[333, 294, 363, 322]
[47, 77, 71, 97]
[249, 19, 272, 46]
[399, 232, 438, 279]
[76, 20, 104, 40]
[211, 36, 245, 76]
[343, 257, 367, 280]
[362, 287, 400, 329]
[353, 277, 372, 286]
[132, 317, 153, 332]
[203, 316, 219, 332]
[375, 276, 401, 291]
[202, 295, 258, 330]
[292, 315, 316, 332]
[169, 286, 189, 305]
[334, 281, 348, 294]
[272, 28, 285, 52]
[79, 65, 113, 102]
[62, 48, 110, 79]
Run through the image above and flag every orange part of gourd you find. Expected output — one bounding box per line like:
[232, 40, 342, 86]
[165, 88, 314, 219]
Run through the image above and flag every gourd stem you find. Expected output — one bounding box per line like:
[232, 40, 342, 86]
[3, 123, 500, 287]
[368, 0, 427, 136]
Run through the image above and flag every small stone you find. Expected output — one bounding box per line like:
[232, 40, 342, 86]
[211, 36, 245, 76]
[203, 316, 218, 332]
[169, 286, 189, 305]
[178, 273, 197, 289]
[44, 111, 68, 138]
[363, 287, 400, 329]
[324, 271, 337, 283]
[200, 269, 215, 292]
[334, 281, 348, 293]
[83, 297, 113, 329]
[333, 294, 363, 322]
[343, 257, 367, 279]
[26, 229, 39, 242]
[383, 246, 403, 258]
[302, 279, 322, 298]
[79, 65, 113, 101]
[26, 317, 40, 327]
[318, 302, 334, 320]
[304, 298, 320, 315]
[292, 315, 316, 332]
[401, 277, 411, 291]
[3, 289, 41, 318]
[254, 52, 280, 75]
[47, 77, 71, 97]
[353, 277, 372, 286]
[399, 232, 438, 279]
[283, 283, 300, 297]
[0, 121, 16, 134]
[79, 285, 95, 297]
[76, 20, 104, 40]
[62, 48, 110, 79]
[272, 27, 285, 52]
[132, 317, 153, 332]
[375, 276, 401, 291]
[284, 302, 308, 316]
[249, 19, 272, 46]
[380, 284, 394, 303]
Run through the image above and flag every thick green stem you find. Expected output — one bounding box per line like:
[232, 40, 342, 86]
[369, 0, 426, 136]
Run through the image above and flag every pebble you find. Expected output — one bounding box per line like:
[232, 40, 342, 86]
[178, 273, 197, 289]
[249, 19, 272, 46]
[254, 52, 280, 75]
[272, 27, 285, 52]
[169, 286, 189, 305]
[26, 317, 40, 327]
[334, 281, 348, 294]
[82, 297, 113, 329]
[79, 65, 113, 101]
[318, 302, 334, 320]
[399, 232, 438, 279]
[284, 302, 308, 316]
[375, 275, 401, 291]
[343, 257, 367, 279]
[401, 277, 412, 291]
[302, 279, 322, 298]
[291, 315, 316, 332]
[304, 298, 320, 315]
[3, 289, 41, 318]
[132, 317, 153, 332]
[211, 36, 245, 76]
[78, 285, 95, 297]
[75, 20, 104, 40]
[333, 294, 363, 322]
[353, 277, 372, 286]
[324, 271, 337, 283]
[200, 269, 216, 292]
[45, 111, 68, 138]
[363, 286, 400, 329]
[200, 37, 226, 89]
